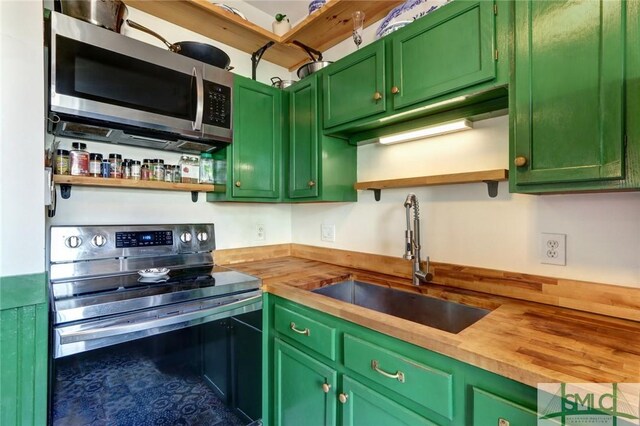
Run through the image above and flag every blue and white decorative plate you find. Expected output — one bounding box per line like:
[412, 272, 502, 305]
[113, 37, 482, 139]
[375, 0, 452, 39]
[308, 0, 326, 15]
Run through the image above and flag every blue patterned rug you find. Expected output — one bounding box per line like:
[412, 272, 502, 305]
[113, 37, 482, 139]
[52, 349, 247, 426]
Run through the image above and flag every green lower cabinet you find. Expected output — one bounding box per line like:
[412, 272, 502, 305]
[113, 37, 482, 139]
[274, 338, 337, 426]
[472, 387, 537, 426]
[265, 295, 539, 426]
[0, 273, 48, 426]
[341, 376, 437, 426]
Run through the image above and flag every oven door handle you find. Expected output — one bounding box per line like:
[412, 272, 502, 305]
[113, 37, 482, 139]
[192, 66, 204, 131]
[57, 294, 261, 344]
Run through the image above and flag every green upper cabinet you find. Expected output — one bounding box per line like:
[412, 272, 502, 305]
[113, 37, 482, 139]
[391, 0, 497, 110]
[287, 76, 357, 202]
[510, 0, 632, 193]
[323, 42, 387, 129]
[208, 75, 283, 202]
[274, 338, 337, 426]
[322, 0, 508, 137]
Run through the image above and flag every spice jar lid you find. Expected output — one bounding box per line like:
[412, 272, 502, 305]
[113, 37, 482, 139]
[90, 153, 102, 160]
[71, 142, 87, 150]
[133, 160, 141, 165]
[109, 153, 122, 159]
[157, 159, 165, 164]
[56, 149, 69, 155]
[200, 152, 213, 159]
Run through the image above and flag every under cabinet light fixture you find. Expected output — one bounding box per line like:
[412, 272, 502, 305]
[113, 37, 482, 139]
[378, 119, 473, 145]
[378, 95, 469, 123]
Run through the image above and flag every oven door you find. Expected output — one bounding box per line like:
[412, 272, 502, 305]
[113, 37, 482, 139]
[53, 291, 261, 359]
[49, 12, 232, 142]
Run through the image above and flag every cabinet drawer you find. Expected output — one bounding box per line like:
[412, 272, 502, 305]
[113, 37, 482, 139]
[472, 387, 536, 426]
[274, 304, 337, 361]
[343, 334, 453, 419]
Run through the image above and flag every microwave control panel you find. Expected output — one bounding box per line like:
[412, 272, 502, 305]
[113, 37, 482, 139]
[203, 81, 231, 129]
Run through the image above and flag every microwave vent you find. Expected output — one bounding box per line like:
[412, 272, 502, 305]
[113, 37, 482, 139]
[62, 122, 112, 138]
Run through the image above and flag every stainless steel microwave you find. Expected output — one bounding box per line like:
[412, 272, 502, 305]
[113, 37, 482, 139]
[47, 11, 233, 153]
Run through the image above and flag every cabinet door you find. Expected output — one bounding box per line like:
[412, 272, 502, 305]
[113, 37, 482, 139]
[232, 76, 282, 198]
[289, 77, 319, 198]
[391, 0, 496, 110]
[323, 42, 386, 128]
[341, 376, 437, 426]
[473, 387, 537, 426]
[274, 339, 337, 426]
[512, 0, 625, 189]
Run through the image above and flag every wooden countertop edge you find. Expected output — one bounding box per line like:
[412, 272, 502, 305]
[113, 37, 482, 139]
[262, 282, 581, 388]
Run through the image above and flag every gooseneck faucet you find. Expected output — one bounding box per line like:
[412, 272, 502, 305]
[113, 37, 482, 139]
[403, 193, 433, 285]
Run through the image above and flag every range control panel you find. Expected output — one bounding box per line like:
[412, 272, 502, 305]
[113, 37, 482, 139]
[115, 230, 173, 248]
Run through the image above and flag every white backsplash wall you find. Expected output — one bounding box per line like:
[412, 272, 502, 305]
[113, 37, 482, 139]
[291, 116, 640, 288]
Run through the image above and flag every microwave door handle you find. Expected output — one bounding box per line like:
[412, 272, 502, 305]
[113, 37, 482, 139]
[192, 66, 204, 131]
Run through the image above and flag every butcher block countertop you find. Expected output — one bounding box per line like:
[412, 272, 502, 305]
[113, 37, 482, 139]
[230, 256, 640, 388]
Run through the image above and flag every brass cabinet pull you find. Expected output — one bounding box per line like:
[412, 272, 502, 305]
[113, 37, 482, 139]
[391, 86, 400, 94]
[338, 393, 348, 404]
[322, 383, 331, 393]
[371, 360, 405, 383]
[235, 181, 241, 187]
[514, 156, 528, 167]
[308, 180, 316, 187]
[498, 418, 510, 426]
[289, 322, 310, 336]
[373, 91, 383, 101]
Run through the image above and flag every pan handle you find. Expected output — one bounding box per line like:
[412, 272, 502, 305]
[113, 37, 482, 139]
[126, 19, 178, 52]
[192, 67, 204, 131]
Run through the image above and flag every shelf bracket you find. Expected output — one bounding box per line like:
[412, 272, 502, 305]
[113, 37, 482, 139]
[251, 41, 275, 80]
[483, 180, 499, 198]
[370, 189, 382, 202]
[60, 184, 72, 199]
[191, 191, 199, 202]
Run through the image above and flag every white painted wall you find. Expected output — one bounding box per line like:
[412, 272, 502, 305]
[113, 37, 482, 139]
[291, 36, 640, 288]
[0, 0, 45, 277]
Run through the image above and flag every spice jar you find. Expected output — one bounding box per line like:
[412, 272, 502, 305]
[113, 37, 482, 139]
[199, 153, 214, 184]
[123, 159, 132, 179]
[173, 165, 182, 183]
[153, 159, 165, 181]
[89, 153, 102, 177]
[141, 163, 151, 181]
[131, 160, 141, 180]
[70, 143, 89, 176]
[54, 149, 70, 175]
[109, 154, 123, 179]
[164, 165, 174, 182]
[214, 159, 227, 185]
[101, 160, 110, 178]
[180, 156, 194, 183]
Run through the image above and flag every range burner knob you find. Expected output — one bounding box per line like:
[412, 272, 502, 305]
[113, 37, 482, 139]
[180, 232, 192, 243]
[92, 234, 107, 247]
[197, 232, 209, 242]
[65, 235, 82, 248]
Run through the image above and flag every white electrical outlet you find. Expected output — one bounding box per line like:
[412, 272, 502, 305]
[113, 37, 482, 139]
[321, 224, 336, 242]
[540, 233, 566, 265]
[256, 224, 265, 241]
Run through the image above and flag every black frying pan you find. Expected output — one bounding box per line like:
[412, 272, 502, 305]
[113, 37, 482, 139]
[127, 20, 231, 69]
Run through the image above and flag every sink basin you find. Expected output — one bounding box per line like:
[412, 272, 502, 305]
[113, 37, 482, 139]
[312, 280, 490, 334]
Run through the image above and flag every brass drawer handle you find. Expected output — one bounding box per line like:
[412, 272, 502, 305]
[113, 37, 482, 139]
[289, 322, 310, 336]
[371, 360, 405, 383]
[322, 383, 331, 393]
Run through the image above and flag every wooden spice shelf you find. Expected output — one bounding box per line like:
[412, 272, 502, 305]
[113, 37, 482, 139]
[124, 0, 403, 71]
[53, 175, 225, 201]
[354, 169, 509, 200]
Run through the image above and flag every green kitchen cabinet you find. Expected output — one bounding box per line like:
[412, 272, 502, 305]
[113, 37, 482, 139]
[0, 273, 48, 426]
[264, 293, 539, 426]
[287, 75, 357, 202]
[510, 0, 640, 193]
[322, 0, 509, 138]
[273, 338, 337, 426]
[208, 75, 284, 202]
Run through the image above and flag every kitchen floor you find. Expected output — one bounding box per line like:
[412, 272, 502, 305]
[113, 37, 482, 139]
[52, 348, 246, 426]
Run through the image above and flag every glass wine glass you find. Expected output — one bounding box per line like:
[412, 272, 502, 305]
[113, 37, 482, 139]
[352, 11, 365, 50]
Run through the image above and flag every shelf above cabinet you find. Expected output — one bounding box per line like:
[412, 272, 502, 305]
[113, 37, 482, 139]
[124, 0, 403, 71]
[53, 175, 224, 201]
[355, 169, 509, 200]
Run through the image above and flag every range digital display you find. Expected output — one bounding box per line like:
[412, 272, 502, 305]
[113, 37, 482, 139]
[115, 230, 173, 248]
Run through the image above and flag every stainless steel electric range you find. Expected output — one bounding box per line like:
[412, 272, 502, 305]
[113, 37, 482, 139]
[48, 224, 262, 425]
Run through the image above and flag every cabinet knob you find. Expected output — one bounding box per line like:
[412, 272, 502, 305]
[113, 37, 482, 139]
[391, 86, 400, 94]
[498, 418, 510, 426]
[338, 393, 348, 404]
[308, 180, 316, 187]
[235, 181, 241, 187]
[373, 91, 383, 101]
[322, 383, 331, 393]
[514, 156, 528, 167]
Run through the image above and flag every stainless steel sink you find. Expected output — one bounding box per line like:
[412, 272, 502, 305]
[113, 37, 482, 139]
[312, 280, 490, 334]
